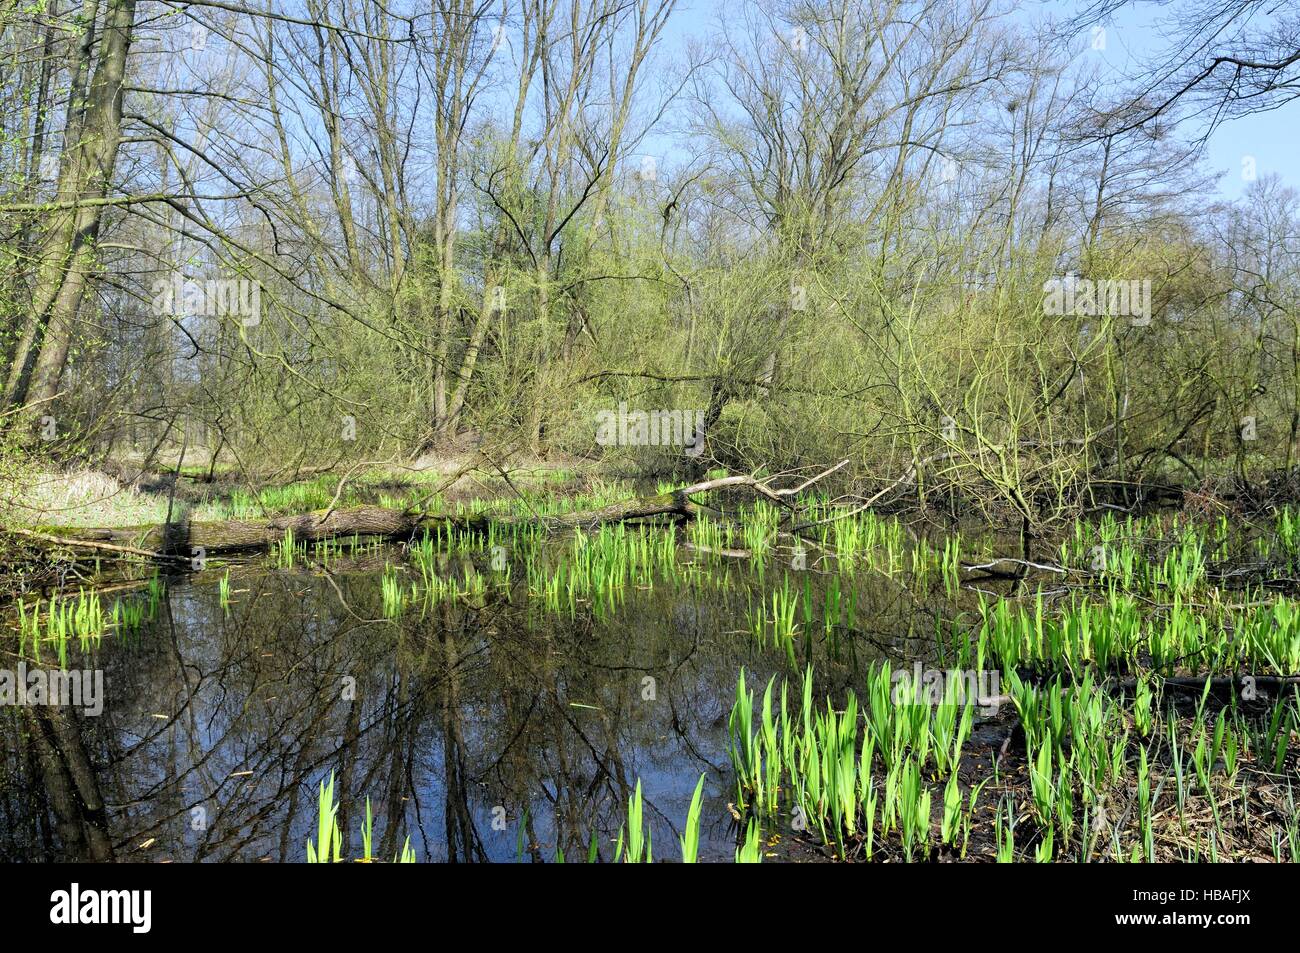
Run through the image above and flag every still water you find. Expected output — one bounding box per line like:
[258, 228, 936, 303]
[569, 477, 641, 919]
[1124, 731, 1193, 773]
[1, 541, 943, 862]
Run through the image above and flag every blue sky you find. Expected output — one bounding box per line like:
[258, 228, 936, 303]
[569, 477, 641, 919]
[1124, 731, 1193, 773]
[649, 0, 1297, 201]
[1078, 0, 1296, 199]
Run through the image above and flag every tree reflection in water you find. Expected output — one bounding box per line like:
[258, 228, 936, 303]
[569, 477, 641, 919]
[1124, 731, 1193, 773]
[0, 552, 912, 862]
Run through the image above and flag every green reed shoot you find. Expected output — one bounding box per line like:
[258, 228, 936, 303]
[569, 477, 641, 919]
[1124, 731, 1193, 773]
[615, 779, 652, 863]
[735, 819, 762, 863]
[307, 771, 342, 864]
[680, 774, 707, 863]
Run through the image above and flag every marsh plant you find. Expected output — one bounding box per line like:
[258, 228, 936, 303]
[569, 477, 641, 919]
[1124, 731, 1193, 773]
[306, 772, 416, 864]
[13, 491, 1300, 865]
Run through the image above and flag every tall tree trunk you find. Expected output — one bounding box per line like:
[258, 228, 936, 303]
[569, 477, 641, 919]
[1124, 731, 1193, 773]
[10, 0, 136, 411]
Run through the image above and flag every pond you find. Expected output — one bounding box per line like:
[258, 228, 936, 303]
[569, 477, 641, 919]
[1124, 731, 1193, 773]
[4, 506, 1297, 863]
[1, 522, 957, 863]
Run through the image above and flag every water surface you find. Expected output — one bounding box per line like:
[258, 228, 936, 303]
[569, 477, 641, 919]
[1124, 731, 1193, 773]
[1, 538, 943, 862]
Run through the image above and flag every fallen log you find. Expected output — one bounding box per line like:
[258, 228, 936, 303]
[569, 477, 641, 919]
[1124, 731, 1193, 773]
[6, 527, 189, 562]
[5, 460, 850, 562]
[10, 498, 689, 559]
